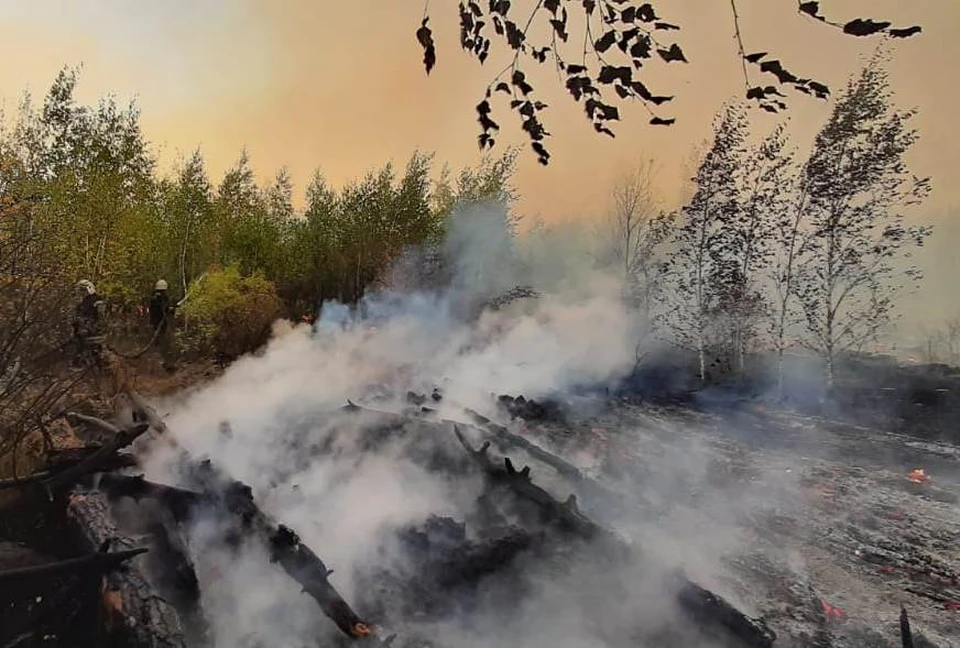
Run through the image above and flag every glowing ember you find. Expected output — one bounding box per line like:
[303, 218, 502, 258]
[821, 600, 844, 619]
[908, 468, 930, 484]
[352, 623, 372, 637]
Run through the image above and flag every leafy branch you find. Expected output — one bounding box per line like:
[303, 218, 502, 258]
[413, 0, 922, 165]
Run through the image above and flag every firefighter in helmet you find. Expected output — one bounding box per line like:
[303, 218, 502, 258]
[149, 279, 177, 370]
[72, 279, 106, 367]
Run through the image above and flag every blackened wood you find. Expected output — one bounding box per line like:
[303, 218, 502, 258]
[0, 453, 137, 491]
[66, 491, 189, 648]
[126, 392, 378, 641]
[95, 473, 203, 523]
[453, 425, 777, 648]
[0, 548, 146, 585]
[41, 422, 150, 493]
[185, 461, 374, 639]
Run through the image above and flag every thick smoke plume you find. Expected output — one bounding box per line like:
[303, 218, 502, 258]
[136, 201, 727, 647]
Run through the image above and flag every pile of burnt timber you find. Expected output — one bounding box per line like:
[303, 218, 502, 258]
[3, 393, 779, 647]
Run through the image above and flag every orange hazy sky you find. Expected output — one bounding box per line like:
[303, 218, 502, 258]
[0, 0, 957, 328]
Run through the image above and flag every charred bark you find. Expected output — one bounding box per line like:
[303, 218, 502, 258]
[65, 490, 189, 648]
[42, 421, 149, 493]
[0, 547, 146, 586]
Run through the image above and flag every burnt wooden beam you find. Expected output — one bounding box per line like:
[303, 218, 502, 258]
[95, 473, 204, 523]
[184, 460, 375, 640]
[41, 420, 150, 494]
[0, 548, 147, 585]
[0, 452, 137, 491]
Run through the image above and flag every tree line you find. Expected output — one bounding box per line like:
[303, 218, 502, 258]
[0, 67, 517, 313]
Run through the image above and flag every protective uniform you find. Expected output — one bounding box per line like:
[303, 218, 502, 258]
[72, 280, 106, 367]
[148, 279, 176, 369]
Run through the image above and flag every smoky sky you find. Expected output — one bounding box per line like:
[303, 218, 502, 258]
[0, 0, 957, 330]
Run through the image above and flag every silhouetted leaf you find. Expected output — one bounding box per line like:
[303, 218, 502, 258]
[889, 26, 922, 38]
[744, 52, 767, 63]
[416, 18, 437, 75]
[759, 60, 797, 84]
[581, 0, 596, 15]
[532, 142, 550, 165]
[843, 18, 891, 36]
[505, 20, 525, 48]
[544, 0, 560, 14]
[657, 44, 688, 63]
[594, 123, 616, 137]
[636, 3, 658, 22]
[798, 2, 821, 19]
[495, 82, 511, 94]
[511, 70, 534, 95]
[807, 81, 829, 98]
[650, 116, 675, 126]
[630, 36, 652, 61]
[594, 30, 617, 53]
[630, 80, 653, 101]
[598, 65, 632, 85]
[654, 22, 680, 31]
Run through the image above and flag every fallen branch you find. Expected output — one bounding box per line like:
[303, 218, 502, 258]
[95, 473, 203, 523]
[0, 548, 147, 586]
[0, 452, 137, 491]
[452, 410, 643, 515]
[41, 419, 150, 494]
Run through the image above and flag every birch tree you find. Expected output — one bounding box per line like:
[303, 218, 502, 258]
[667, 104, 749, 383]
[795, 60, 931, 391]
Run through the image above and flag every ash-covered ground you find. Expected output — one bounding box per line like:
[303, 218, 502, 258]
[509, 396, 960, 647]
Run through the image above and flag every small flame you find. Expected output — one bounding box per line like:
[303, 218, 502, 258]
[352, 623, 372, 637]
[908, 468, 930, 484]
[821, 600, 844, 619]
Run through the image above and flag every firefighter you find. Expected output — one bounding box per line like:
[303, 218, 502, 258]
[149, 279, 177, 370]
[71, 279, 106, 367]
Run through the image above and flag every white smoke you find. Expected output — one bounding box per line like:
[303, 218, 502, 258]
[136, 200, 688, 647]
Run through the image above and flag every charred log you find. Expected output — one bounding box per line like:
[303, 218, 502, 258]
[181, 459, 374, 640]
[41, 420, 150, 494]
[0, 451, 137, 491]
[0, 547, 146, 585]
[66, 490, 190, 648]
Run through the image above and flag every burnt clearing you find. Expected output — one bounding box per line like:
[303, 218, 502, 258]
[1, 385, 957, 647]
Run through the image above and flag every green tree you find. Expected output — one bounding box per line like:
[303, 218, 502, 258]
[795, 60, 931, 390]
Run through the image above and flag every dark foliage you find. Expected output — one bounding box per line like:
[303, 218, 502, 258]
[414, 1, 921, 164]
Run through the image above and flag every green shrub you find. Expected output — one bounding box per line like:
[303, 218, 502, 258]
[178, 265, 284, 359]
